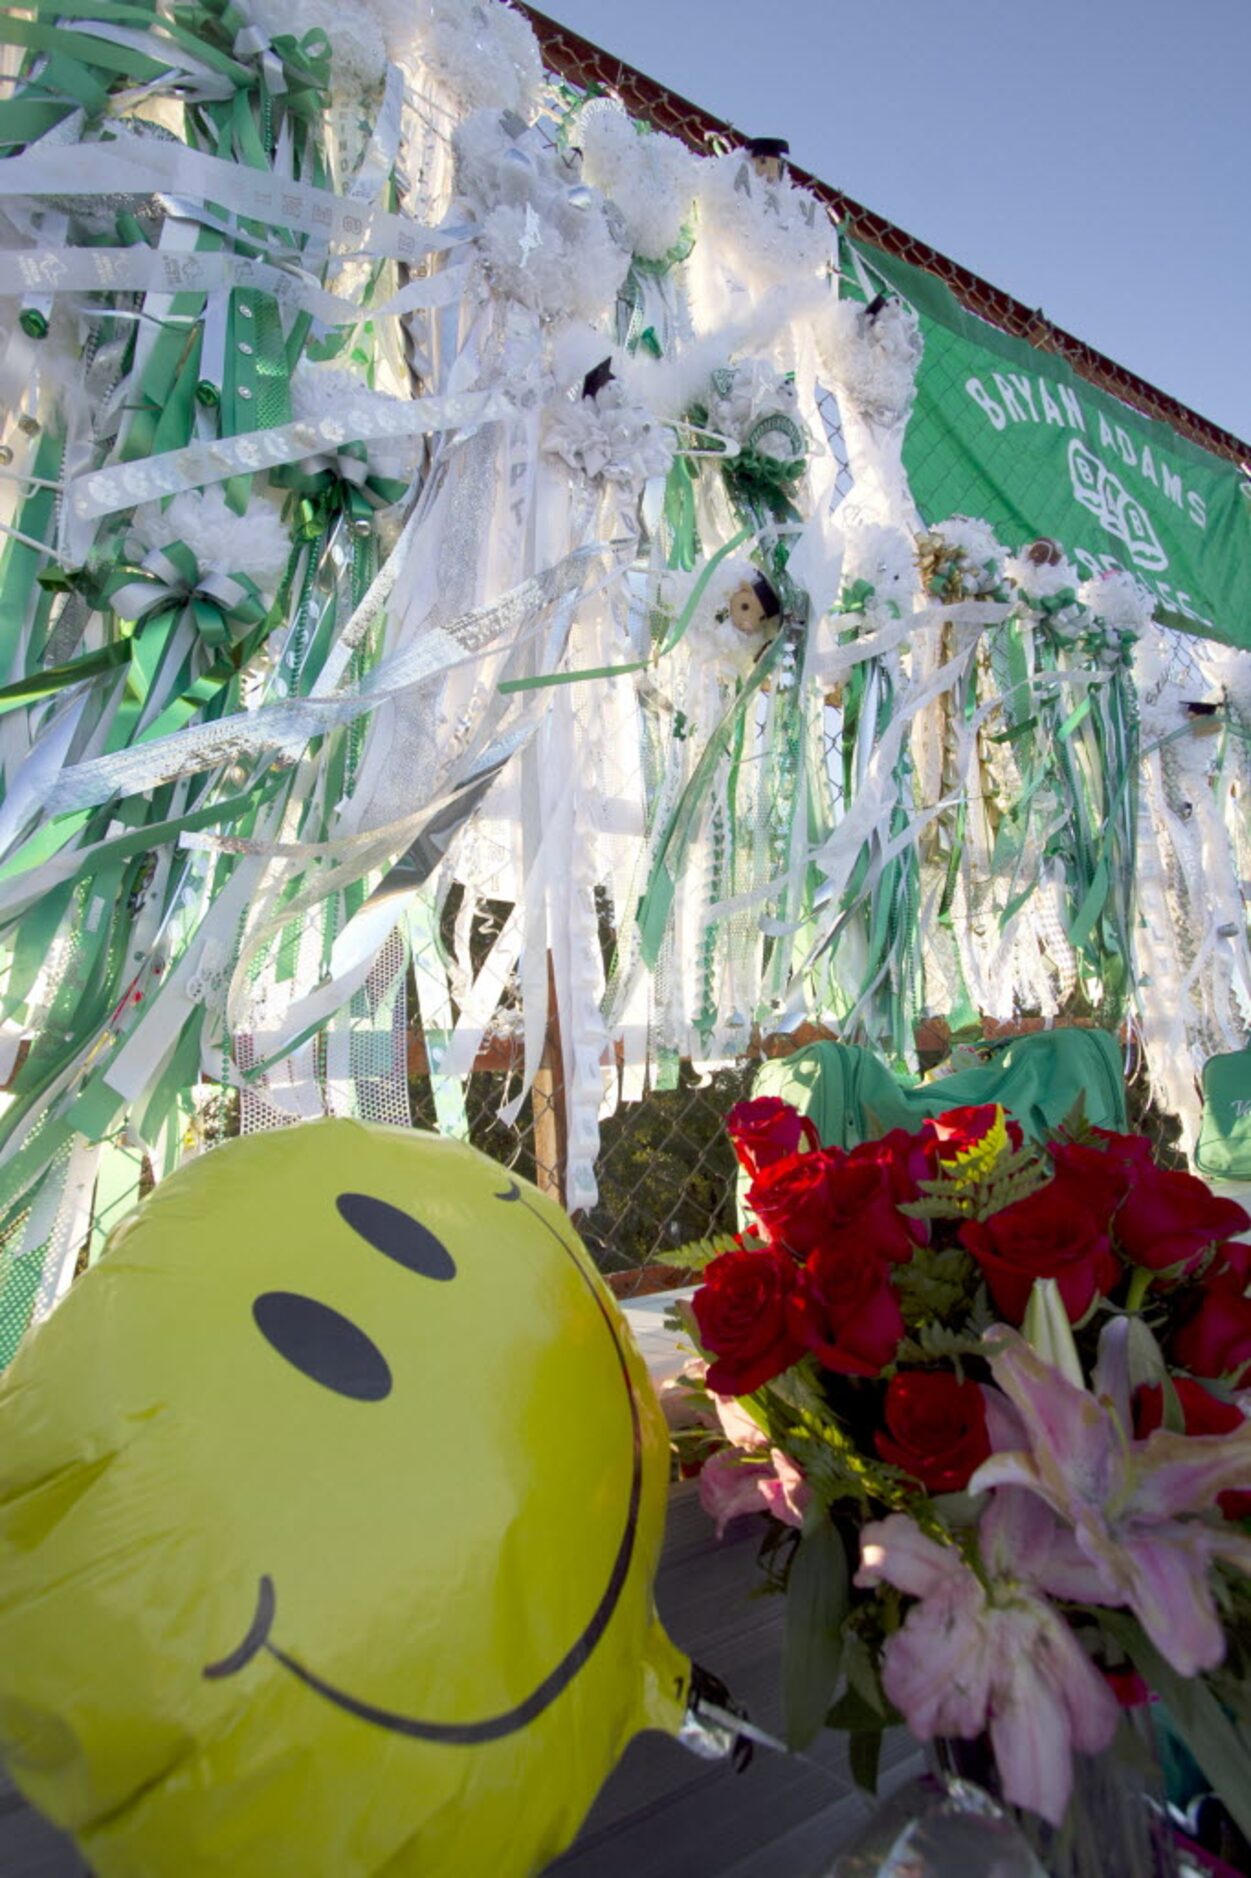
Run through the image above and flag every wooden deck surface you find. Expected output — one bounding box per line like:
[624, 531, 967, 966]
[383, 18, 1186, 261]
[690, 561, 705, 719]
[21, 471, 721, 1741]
[1, 1484, 918, 1877]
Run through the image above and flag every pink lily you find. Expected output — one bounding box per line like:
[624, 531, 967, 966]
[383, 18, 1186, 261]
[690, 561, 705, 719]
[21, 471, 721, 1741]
[971, 1329, 1251, 1677]
[857, 1496, 1118, 1826]
[698, 1392, 810, 1538]
[698, 1445, 809, 1539]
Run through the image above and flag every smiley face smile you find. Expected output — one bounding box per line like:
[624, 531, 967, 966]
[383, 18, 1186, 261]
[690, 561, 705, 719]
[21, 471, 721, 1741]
[202, 1183, 642, 1745]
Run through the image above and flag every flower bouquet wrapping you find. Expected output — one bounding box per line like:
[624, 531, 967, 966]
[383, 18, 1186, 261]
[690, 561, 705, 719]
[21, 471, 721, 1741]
[674, 1095, 1251, 1854]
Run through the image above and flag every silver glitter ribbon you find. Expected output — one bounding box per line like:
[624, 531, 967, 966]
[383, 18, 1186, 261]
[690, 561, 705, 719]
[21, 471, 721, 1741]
[43, 544, 619, 814]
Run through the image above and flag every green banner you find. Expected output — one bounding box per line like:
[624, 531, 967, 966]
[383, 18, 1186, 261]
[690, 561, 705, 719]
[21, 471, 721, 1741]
[855, 242, 1251, 649]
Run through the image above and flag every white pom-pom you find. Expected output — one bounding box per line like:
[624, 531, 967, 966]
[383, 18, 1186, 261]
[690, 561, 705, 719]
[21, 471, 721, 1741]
[373, 0, 542, 115]
[815, 296, 922, 423]
[934, 514, 1006, 566]
[243, 0, 385, 95]
[576, 99, 696, 262]
[1004, 541, 1080, 599]
[696, 151, 834, 288]
[130, 488, 290, 597]
[1079, 569, 1157, 634]
[543, 381, 673, 488]
[841, 522, 916, 607]
[453, 112, 629, 319]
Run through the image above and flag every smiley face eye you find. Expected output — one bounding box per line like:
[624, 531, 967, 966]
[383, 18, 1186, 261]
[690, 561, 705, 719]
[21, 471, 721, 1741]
[253, 1291, 392, 1401]
[335, 1193, 457, 1280]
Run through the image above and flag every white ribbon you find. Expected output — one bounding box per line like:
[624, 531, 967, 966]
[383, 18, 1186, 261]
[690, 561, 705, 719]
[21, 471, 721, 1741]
[0, 131, 471, 264]
[232, 23, 287, 95]
[64, 387, 510, 535]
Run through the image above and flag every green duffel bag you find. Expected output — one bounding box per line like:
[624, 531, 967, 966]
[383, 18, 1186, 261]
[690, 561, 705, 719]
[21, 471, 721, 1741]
[1194, 1048, 1251, 1181]
[749, 1027, 1128, 1154]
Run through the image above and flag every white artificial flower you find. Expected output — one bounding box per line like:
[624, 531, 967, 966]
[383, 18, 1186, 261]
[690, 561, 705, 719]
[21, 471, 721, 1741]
[130, 487, 290, 597]
[543, 381, 673, 488]
[703, 358, 807, 460]
[576, 98, 697, 262]
[453, 110, 630, 320]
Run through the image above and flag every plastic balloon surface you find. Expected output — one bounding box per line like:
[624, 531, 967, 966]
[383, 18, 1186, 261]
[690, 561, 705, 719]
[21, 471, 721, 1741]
[0, 1122, 687, 1876]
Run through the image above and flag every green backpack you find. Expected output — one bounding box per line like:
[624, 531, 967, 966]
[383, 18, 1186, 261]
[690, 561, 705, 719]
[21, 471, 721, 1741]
[750, 1027, 1127, 1153]
[1194, 1049, 1251, 1182]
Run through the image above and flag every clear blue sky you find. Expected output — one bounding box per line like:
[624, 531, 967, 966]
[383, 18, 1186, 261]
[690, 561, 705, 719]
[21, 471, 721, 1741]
[536, 0, 1251, 451]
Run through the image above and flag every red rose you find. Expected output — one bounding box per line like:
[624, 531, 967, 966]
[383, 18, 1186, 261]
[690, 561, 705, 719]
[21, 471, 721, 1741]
[960, 1186, 1118, 1323]
[726, 1096, 819, 1179]
[874, 1370, 992, 1493]
[1047, 1139, 1142, 1225]
[1115, 1164, 1250, 1276]
[787, 1232, 905, 1376]
[746, 1148, 846, 1255]
[1173, 1290, 1251, 1387]
[1133, 1378, 1251, 1519]
[692, 1246, 806, 1396]
[820, 1159, 918, 1264]
[848, 1126, 939, 1246]
[932, 1103, 1024, 1159]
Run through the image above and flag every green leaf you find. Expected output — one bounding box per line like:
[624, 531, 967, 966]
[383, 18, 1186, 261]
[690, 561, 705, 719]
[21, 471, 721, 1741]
[1053, 1087, 1093, 1145]
[654, 1229, 738, 1271]
[843, 1630, 887, 1718]
[1102, 1612, 1251, 1845]
[849, 1726, 884, 1794]
[783, 1511, 849, 1749]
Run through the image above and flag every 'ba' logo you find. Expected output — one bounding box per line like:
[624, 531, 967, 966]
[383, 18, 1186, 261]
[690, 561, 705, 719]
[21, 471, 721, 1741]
[1068, 438, 1168, 572]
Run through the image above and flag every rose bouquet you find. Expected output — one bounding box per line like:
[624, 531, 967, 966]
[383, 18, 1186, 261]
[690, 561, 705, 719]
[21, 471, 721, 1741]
[674, 1095, 1251, 1852]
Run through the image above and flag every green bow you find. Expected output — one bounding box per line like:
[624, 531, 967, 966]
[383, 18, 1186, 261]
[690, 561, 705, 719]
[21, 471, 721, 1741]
[105, 540, 269, 650]
[273, 442, 410, 538]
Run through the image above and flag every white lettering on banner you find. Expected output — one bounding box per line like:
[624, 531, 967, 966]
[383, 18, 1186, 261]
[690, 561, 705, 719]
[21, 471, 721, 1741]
[1068, 438, 1167, 571]
[1058, 386, 1086, 431]
[965, 377, 1007, 430]
[992, 373, 1027, 424]
[1039, 381, 1065, 426]
[962, 376, 1207, 534]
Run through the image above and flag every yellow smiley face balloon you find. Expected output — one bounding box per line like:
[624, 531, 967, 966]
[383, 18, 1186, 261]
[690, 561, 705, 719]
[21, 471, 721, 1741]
[0, 1122, 688, 1877]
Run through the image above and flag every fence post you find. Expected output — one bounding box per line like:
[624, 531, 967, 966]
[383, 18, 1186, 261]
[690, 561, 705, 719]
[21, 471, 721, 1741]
[531, 972, 566, 1206]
